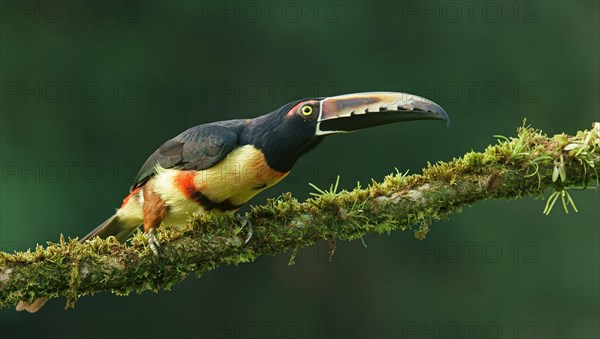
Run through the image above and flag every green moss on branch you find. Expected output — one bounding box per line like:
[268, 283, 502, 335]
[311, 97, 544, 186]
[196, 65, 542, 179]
[1, 122, 599, 310]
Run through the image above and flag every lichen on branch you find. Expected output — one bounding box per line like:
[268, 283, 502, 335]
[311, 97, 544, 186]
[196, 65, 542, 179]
[1, 122, 599, 310]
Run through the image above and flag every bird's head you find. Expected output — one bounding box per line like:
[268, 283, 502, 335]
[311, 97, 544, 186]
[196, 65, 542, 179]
[249, 92, 450, 172]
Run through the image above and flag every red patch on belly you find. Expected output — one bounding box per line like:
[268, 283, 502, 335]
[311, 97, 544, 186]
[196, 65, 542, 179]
[175, 171, 198, 200]
[174, 170, 240, 211]
[121, 186, 142, 208]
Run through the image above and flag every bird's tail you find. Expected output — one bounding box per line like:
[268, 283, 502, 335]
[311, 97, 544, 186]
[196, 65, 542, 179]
[80, 214, 139, 243]
[16, 214, 139, 313]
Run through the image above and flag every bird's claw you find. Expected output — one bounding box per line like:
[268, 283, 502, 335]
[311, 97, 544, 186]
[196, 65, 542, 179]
[145, 229, 161, 257]
[241, 217, 253, 245]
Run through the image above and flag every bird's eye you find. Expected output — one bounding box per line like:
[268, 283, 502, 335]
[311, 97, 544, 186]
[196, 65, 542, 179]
[301, 105, 313, 116]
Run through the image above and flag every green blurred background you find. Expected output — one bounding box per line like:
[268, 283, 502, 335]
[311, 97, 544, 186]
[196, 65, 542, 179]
[1, 1, 598, 338]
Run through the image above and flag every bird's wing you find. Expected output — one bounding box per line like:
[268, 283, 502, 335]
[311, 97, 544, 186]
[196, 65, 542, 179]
[130, 124, 239, 191]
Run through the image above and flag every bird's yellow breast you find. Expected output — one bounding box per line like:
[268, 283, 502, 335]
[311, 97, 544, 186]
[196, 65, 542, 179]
[193, 144, 289, 205]
[153, 145, 288, 215]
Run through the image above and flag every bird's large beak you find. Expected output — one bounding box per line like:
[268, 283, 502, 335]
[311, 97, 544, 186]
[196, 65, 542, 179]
[316, 92, 450, 136]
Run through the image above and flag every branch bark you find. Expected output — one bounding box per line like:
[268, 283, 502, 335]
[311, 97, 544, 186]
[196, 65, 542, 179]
[1, 122, 599, 310]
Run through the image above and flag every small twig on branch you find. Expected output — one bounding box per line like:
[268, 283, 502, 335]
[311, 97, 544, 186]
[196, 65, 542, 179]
[1, 122, 599, 310]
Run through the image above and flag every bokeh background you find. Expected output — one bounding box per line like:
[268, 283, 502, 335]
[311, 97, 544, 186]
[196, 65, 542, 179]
[1, 1, 598, 338]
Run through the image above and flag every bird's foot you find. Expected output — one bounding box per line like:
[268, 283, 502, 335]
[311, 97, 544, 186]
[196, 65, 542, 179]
[241, 217, 253, 245]
[145, 228, 161, 257]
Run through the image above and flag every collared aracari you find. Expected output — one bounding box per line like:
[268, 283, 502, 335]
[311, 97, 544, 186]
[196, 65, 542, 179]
[16, 92, 449, 312]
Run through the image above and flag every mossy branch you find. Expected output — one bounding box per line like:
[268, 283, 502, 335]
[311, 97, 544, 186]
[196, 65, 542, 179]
[1, 122, 599, 310]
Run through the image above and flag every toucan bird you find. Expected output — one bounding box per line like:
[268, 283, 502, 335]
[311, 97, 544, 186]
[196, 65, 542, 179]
[16, 92, 449, 312]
